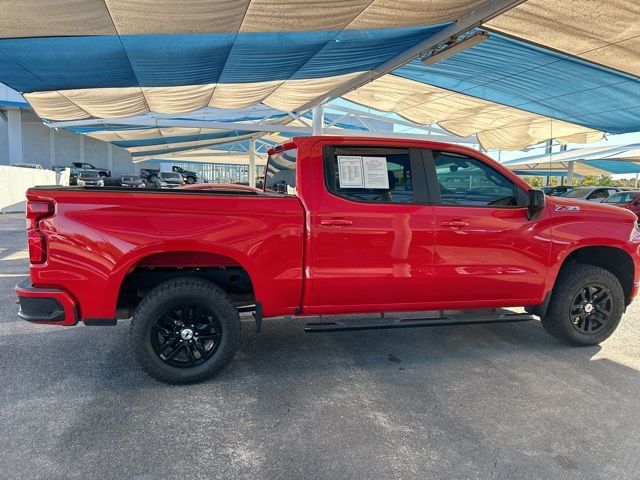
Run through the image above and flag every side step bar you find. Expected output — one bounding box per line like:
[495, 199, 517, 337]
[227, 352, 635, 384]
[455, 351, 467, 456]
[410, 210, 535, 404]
[304, 312, 534, 333]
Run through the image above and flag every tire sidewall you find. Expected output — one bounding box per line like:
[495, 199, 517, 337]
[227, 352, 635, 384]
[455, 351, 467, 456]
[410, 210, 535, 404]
[553, 269, 623, 345]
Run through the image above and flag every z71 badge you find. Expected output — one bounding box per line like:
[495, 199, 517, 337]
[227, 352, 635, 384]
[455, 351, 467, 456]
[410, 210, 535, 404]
[555, 205, 581, 212]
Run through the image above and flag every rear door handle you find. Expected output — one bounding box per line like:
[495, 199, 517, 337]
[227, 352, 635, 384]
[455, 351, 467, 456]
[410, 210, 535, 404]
[320, 218, 353, 227]
[440, 220, 469, 228]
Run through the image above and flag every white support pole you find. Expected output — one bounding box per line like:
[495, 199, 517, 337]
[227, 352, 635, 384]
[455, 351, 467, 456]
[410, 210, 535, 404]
[79, 135, 85, 163]
[312, 105, 324, 135]
[49, 128, 56, 168]
[248, 138, 256, 187]
[566, 160, 575, 186]
[7, 108, 23, 166]
[635, 173, 638, 188]
[107, 143, 113, 174]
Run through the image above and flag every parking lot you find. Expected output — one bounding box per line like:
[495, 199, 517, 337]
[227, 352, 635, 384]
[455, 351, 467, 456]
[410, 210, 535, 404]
[1, 212, 639, 480]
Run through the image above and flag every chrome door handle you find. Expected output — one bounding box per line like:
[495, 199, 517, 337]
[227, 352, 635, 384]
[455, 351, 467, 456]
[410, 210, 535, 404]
[320, 218, 353, 227]
[440, 220, 469, 228]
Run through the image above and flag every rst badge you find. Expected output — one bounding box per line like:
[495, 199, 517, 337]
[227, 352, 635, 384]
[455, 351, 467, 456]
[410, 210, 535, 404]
[555, 205, 581, 212]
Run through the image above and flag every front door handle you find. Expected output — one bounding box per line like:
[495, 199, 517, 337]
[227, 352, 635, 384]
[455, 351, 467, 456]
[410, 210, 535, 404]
[440, 220, 469, 228]
[320, 218, 353, 227]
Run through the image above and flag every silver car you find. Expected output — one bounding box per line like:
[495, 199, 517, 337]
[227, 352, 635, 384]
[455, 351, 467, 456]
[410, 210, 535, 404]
[560, 186, 620, 202]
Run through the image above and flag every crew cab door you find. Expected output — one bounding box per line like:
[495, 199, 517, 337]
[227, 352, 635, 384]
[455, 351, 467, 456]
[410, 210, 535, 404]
[424, 149, 551, 305]
[307, 145, 436, 310]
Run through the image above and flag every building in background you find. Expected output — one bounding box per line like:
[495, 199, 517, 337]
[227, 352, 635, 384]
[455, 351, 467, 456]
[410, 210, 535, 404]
[0, 83, 134, 176]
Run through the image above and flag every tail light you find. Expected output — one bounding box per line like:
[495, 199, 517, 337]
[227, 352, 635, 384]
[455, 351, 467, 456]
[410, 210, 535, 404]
[26, 200, 54, 264]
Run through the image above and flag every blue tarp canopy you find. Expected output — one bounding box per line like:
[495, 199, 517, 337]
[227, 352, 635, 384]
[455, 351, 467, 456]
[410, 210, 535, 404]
[0, 0, 639, 152]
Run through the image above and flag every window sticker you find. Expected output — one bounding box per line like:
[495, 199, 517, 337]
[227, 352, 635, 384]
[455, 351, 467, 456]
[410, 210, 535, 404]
[362, 156, 389, 189]
[337, 156, 364, 188]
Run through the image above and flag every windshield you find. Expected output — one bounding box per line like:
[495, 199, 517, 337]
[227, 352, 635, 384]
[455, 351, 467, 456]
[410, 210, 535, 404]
[79, 171, 99, 179]
[605, 192, 637, 204]
[122, 176, 140, 182]
[265, 148, 297, 194]
[562, 188, 594, 198]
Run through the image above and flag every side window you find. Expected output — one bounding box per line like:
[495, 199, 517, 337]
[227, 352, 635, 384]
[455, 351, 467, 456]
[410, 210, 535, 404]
[588, 189, 607, 200]
[433, 151, 518, 207]
[326, 148, 414, 204]
[265, 148, 297, 194]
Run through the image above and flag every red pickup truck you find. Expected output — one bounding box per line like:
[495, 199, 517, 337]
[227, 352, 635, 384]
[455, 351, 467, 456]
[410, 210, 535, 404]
[16, 136, 640, 383]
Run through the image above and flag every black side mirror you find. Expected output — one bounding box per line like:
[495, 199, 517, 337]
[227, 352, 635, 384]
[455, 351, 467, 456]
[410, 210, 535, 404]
[527, 189, 546, 220]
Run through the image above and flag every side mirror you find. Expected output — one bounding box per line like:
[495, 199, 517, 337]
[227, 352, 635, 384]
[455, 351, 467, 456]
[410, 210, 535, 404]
[527, 189, 546, 220]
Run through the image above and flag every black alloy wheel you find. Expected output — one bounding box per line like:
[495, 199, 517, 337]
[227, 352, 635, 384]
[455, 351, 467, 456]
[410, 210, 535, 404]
[151, 304, 222, 368]
[569, 284, 613, 334]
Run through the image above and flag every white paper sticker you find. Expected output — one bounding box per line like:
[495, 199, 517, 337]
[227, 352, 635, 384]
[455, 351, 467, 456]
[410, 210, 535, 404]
[362, 156, 389, 189]
[337, 156, 364, 188]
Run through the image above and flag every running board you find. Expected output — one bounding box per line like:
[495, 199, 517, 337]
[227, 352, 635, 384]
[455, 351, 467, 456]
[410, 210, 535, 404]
[304, 312, 534, 333]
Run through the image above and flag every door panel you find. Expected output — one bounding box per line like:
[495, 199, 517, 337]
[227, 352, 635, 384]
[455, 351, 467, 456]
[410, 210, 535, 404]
[309, 147, 436, 308]
[433, 206, 549, 303]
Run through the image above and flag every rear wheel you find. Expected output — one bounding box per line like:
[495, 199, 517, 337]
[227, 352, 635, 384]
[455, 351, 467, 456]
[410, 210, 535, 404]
[541, 263, 624, 346]
[130, 278, 240, 384]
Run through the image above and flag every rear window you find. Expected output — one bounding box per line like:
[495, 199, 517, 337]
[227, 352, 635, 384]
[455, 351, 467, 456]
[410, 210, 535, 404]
[265, 148, 297, 194]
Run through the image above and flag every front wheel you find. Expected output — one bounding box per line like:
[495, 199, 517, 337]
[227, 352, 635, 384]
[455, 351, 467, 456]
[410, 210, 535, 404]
[130, 278, 240, 384]
[186, 176, 196, 184]
[541, 263, 625, 346]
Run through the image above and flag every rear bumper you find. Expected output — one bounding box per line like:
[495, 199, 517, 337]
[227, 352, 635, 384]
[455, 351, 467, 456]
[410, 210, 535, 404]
[15, 279, 78, 326]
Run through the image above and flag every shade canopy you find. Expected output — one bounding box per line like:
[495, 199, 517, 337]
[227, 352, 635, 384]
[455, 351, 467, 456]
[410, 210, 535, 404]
[503, 143, 640, 176]
[0, 0, 639, 152]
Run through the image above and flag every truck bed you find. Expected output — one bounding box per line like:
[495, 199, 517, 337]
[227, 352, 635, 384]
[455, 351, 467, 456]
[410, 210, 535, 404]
[26, 186, 305, 320]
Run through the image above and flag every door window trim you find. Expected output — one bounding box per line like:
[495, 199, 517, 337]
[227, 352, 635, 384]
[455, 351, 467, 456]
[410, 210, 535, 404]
[422, 149, 528, 208]
[322, 145, 429, 205]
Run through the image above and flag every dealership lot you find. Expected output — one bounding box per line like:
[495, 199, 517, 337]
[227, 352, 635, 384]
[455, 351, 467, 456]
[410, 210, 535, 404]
[1, 213, 639, 480]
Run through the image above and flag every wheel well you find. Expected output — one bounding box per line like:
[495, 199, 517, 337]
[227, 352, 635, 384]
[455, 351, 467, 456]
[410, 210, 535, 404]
[562, 246, 634, 304]
[116, 252, 255, 316]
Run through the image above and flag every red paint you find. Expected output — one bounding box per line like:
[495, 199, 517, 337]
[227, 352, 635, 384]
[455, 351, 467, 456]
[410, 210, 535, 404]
[16, 136, 640, 326]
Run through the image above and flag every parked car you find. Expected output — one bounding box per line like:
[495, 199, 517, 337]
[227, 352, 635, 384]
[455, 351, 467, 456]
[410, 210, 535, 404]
[603, 191, 640, 218]
[172, 165, 199, 184]
[72, 162, 111, 178]
[145, 177, 168, 189]
[77, 169, 104, 187]
[119, 175, 146, 188]
[13, 163, 43, 169]
[541, 185, 573, 196]
[140, 168, 160, 180]
[158, 171, 185, 188]
[560, 186, 620, 202]
[15, 136, 640, 384]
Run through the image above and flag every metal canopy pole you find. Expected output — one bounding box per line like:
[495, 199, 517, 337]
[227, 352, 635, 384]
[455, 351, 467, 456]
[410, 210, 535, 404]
[566, 160, 575, 186]
[312, 105, 324, 135]
[248, 138, 256, 187]
[295, 0, 527, 112]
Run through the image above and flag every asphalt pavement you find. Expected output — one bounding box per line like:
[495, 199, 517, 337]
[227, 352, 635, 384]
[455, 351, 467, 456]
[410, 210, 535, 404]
[1, 213, 639, 480]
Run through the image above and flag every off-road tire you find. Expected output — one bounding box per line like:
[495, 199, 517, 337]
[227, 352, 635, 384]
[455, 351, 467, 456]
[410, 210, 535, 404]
[541, 263, 624, 346]
[130, 278, 240, 384]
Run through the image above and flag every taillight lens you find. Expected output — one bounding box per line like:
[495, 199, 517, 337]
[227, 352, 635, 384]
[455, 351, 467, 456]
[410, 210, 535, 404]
[26, 200, 54, 264]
